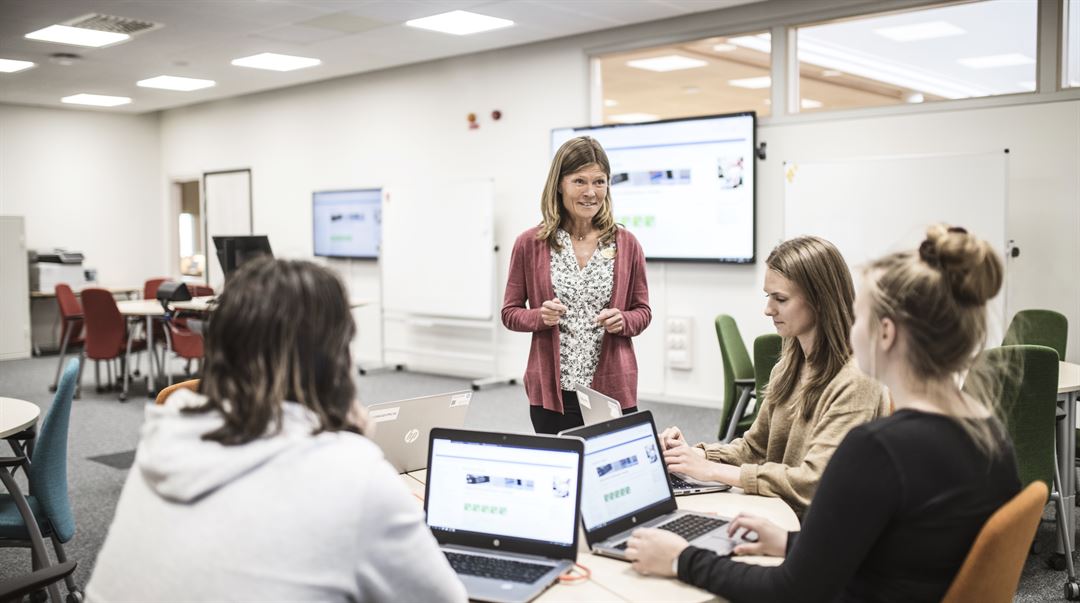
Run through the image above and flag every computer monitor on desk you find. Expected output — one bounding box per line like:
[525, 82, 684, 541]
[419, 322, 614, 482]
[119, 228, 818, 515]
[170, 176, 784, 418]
[213, 236, 273, 279]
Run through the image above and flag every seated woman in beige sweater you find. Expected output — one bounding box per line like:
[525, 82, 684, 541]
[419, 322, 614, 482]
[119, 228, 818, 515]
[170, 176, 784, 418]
[662, 236, 886, 517]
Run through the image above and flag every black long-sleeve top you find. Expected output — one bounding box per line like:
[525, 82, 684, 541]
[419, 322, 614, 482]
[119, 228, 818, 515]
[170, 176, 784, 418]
[676, 409, 1021, 603]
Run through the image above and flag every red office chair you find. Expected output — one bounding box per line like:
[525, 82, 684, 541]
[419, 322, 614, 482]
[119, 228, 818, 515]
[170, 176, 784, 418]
[77, 289, 146, 401]
[162, 321, 204, 386]
[142, 278, 168, 300]
[188, 284, 215, 297]
[50, 284, 84, 392]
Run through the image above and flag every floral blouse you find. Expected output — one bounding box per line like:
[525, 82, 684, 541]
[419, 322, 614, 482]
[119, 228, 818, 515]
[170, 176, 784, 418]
[550, 229, 616, 391]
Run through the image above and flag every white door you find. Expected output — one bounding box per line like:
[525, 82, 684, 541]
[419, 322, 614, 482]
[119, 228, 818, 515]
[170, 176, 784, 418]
[203, 169, 252, 290]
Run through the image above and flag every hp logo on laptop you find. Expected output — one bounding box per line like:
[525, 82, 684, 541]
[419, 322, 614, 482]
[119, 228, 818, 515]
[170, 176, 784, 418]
[404, 429, 420, 444]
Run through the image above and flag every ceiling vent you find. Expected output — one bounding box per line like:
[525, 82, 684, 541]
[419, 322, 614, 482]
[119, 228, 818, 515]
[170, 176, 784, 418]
[63, 13, 163, 37]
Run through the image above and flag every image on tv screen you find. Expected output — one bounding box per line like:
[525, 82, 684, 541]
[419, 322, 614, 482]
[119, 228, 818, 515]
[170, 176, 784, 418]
[312, 188, 381, 259]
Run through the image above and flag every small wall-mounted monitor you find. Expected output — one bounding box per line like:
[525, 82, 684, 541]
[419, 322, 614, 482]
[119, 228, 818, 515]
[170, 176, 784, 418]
[551, 112, 756, 263]
[212, 235, 273, 278]
[312, 188, 382, 259]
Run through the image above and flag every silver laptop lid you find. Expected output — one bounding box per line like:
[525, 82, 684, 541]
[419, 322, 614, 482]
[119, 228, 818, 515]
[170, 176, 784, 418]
[574, 385, 623, 425]
[367, 390, 471, 473]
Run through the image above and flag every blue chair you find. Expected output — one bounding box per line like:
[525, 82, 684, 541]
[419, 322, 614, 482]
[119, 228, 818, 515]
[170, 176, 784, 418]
[0, 358, 82, 602]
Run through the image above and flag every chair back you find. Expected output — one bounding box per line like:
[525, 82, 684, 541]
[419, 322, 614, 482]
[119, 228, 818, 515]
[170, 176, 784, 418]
[1003, 309, 1068, 361]
[715, 315, 754, 437]
[188, 284, 214, 297]
[155, 378, 200, 406]
[80, 289, 125, 360]
[940, 481, 1049, 603]
[967, 344, 1058, 487]
[143, 277, 168, 300]
[753, 333, 782, 402]
[27, 358, 79, 543]
[167, 322, 204, 360]
[54, 284, 84, 343]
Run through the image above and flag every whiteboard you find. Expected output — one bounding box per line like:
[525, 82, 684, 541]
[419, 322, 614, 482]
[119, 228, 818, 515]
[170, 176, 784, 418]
[783, 151, 1009, 339]
[381, 179, 495, 320]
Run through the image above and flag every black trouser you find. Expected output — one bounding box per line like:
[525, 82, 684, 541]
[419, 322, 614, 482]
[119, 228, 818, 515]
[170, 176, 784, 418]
[530, 390, 637, 435]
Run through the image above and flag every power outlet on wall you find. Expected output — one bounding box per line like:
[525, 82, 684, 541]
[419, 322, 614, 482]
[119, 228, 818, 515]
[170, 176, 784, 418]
[666, 317, 693, 370]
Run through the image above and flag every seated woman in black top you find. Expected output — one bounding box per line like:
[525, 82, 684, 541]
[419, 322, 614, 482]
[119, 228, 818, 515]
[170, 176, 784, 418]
[625, 225, 1022, 603]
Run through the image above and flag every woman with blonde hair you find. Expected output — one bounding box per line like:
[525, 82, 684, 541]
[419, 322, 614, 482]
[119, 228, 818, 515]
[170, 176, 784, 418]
[628, 225, 1021, 603]
[661, 235, 886, 516]
[502, 136, 651, 434]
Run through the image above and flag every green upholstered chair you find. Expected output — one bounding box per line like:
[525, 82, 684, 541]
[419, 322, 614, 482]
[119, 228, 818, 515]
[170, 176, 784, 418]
[966, 345, 1076, 596]
[753, 334, 782, 404]
[1003, 309, 1068, 361]
[715, 315, 756, 442]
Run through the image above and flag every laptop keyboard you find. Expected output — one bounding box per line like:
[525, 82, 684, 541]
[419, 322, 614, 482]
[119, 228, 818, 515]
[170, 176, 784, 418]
[613, 514, 729, 550]
[444, 551, 553, 584]
[669, 474, 695, 490]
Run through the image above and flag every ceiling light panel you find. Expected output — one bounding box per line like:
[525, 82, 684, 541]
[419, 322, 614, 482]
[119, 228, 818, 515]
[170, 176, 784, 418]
[0, 59, 35, 73]
[25, 25, 130, 48]
[874, 21, 966, 42]
[231, 52, 321, 72]
[626, 55, 707, 72]
[61, 93, 132, 107]
[137, 76, 216, 91]
[405, 10, 513, 35]
[957, 53, 1036, 69]
[728, 76, 771, 89]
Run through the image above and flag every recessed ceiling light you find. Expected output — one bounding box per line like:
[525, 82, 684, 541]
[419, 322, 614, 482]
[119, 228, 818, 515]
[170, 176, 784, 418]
[603, 99, 618, 107]
[727, 34, 771, 52]
[61, 93, 131, 107]
[728, 76, 771, 89]
[874, 21, 965, 42]
[626, 55, 707, 72]
[800, 98, 823, 109]
[957, 53, 1035, 69]
[405, 10, 513, 35]
[608, 113, 659, 124]
[231, 52, 321, 72]
[904, 92, 925, 103]
[137, 75, 216, 91]
[712, 43, 737, 52]
[0, 58, 35, 73]
[25, 24, 130, 48]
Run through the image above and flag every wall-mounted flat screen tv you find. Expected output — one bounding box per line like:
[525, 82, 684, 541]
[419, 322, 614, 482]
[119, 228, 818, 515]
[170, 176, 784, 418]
[312, 188, 381, 259]
[551, 112, 755, 263]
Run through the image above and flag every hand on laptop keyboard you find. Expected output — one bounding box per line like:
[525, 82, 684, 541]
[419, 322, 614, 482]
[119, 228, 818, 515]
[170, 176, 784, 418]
[726, 513, 786, 557]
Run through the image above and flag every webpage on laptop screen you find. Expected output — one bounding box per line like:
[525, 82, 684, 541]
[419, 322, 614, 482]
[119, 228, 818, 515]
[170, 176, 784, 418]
[580, 423, 670, 532]
[427, 438, 579, 546]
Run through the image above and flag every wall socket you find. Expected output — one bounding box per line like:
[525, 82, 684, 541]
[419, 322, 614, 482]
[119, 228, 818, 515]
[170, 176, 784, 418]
[666, 317, 693, 370]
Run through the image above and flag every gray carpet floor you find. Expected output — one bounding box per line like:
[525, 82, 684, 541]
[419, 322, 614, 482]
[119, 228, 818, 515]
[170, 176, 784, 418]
[0, 354, 1073, 601]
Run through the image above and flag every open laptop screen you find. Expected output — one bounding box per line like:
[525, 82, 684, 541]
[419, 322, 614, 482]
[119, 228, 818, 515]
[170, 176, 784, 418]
[427, 436, 580, 547]
[578, 420, 671, 532]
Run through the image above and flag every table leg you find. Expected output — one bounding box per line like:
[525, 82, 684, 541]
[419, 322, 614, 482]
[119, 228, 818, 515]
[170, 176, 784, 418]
[145, 315, 155, 393]
[1057, 391, 1077, 556]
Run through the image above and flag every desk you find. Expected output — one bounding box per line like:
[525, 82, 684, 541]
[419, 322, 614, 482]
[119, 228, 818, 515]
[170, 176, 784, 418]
[0, 398, 60, 602]
[1057, 361, 1080, 557]
[115, 299, 167, 396]
[404, 470, 799, 602]
[30, 286, 140, 299]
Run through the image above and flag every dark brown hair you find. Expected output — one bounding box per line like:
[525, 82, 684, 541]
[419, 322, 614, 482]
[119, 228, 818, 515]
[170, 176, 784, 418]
[191, 257, 360, 445]
[766, 236, 856, 420]
[537, 136, 617, 249]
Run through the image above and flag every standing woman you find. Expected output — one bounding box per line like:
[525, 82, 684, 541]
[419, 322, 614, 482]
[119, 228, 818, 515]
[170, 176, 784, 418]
[503, 136, 651, 434]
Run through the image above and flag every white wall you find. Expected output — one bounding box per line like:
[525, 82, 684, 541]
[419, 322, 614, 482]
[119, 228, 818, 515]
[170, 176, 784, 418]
[0, 104, 165, 287]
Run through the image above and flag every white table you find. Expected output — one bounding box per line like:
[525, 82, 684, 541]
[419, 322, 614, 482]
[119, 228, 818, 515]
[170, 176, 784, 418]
[1056, 361, 1080, 556]
[403, 469, 799, 602]
[115, 299, 167, 397]
[0, 397, 39, 439]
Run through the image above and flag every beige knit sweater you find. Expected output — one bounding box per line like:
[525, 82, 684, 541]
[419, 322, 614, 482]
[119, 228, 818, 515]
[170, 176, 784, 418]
[696, 359, 887, 517]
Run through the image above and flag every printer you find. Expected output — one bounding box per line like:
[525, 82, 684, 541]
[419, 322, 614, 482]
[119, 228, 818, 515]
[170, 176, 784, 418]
[29, 249, 92, 293]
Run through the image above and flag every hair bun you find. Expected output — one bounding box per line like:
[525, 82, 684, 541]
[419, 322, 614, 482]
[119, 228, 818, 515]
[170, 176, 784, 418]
[921, 224, 1003, 306]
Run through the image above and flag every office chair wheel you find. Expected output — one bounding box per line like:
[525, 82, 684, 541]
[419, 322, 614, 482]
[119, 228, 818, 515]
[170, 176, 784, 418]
[118, 392, 127, 402]
[49, 385, 57, 393]
[1051, 553, 1068, 571]
[29, 590, 47, 603]
[1065, 579, 1080, 600]
[66, 590, 84, 603]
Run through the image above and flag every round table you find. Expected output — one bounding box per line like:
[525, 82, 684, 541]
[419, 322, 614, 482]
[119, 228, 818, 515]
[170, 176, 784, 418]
[0, 397, 40, 439]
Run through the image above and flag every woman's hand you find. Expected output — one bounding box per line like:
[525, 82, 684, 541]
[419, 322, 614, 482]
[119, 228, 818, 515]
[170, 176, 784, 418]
[625, 528, 689, 577]
[595, 308, 624, 334]
[726, 513, 788, 557]
[659, 426, 686, 450]
[663, 443, 713, 480]
[540, 298, 568, 327]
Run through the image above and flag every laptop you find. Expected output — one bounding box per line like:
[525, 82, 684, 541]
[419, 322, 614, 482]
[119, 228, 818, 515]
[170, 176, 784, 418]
[425, 428, 585, 603]
[560, 411, 750, 560]
[367, 390, 471, 473]
[574, 385, 624, 425]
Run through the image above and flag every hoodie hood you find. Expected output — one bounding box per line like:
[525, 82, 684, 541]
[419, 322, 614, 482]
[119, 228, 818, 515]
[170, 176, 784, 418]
[137, 388, 323, 503]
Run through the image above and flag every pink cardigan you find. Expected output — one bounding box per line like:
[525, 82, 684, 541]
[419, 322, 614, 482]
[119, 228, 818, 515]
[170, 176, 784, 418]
[502, 225, 651, 413]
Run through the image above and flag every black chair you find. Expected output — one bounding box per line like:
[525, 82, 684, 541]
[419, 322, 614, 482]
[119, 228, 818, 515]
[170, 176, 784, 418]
[0, 560, 77, 603]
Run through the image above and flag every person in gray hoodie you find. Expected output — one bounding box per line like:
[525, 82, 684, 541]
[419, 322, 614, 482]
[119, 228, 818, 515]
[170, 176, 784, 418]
[87, 258, 466, 602]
